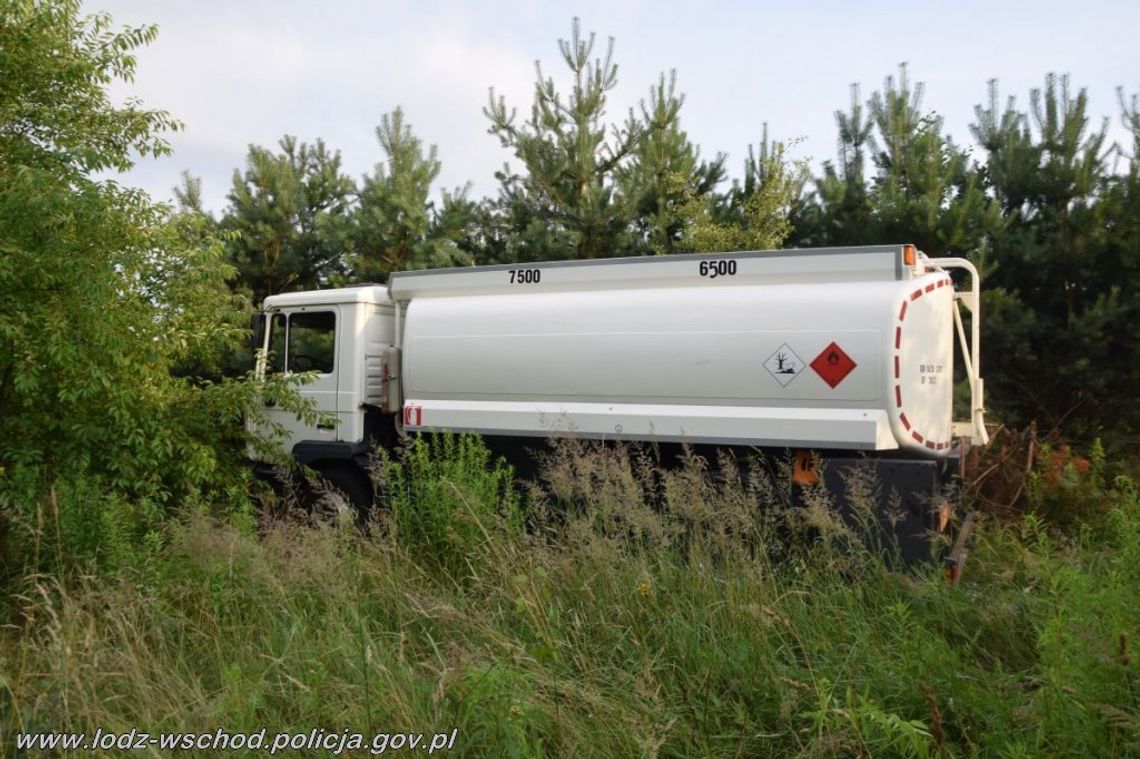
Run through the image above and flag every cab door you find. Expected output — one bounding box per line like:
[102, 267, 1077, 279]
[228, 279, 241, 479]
[263, 307, 341, 450]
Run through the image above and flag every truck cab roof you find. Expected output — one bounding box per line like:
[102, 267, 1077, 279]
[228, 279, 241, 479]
[262, 284, 391, 310]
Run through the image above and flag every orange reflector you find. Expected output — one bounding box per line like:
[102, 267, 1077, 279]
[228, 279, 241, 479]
[792, 450, 818, 486]
[903, 244, 916, 267]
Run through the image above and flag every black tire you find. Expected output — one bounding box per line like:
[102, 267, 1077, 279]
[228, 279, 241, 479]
[316, 462, 374, 510]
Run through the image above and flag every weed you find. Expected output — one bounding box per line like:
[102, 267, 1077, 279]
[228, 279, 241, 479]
[1, 438, 1137, 757]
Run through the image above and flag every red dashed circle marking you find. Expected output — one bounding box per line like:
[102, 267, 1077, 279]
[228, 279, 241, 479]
[895, 277, 951, 451]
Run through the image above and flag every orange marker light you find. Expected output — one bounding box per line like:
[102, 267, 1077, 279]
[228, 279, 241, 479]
[903, 244, 916, 267]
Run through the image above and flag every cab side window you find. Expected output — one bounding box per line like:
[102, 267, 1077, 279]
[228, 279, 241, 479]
[287, 311, 336, 374]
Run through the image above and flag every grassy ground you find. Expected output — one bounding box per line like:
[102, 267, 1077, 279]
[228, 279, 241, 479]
[2, 437, 1138, 757]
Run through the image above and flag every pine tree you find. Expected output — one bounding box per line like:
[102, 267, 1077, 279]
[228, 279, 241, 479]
[793, 66, 996, 257]
[173, 171, 212, 219]
[971, 75, 1134, 436]
[790, 84, 874, 246]
[867, 65, 997, 256]
[484, 18, 642, 260]
[616, 72, 726, 255]
[349, 107, 473, 279]
[222, 136, 354, 300]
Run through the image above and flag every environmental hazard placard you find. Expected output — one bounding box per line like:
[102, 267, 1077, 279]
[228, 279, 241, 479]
[763, 343, 805, 386]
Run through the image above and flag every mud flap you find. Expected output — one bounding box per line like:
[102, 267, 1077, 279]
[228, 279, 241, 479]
[792, 454, 953, 565]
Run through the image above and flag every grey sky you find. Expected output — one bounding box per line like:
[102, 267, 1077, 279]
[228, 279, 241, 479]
[91, 0, 1140, 214]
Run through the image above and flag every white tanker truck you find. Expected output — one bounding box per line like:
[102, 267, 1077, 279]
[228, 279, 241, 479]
[251, 244, 987, 562]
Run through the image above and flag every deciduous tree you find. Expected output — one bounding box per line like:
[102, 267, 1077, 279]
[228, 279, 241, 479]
[0, 0, 284, 569]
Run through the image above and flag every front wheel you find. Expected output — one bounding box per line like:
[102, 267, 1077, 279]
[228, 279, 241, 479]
[316, 462, 374, 511]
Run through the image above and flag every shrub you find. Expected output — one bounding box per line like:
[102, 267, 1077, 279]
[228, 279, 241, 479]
[379, 434, 523, 578]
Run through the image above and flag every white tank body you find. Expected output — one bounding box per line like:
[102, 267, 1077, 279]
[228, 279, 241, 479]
[389, 246, 964, 457]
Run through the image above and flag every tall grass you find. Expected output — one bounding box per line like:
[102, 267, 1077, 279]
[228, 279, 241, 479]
[2, 437, 1138, 756]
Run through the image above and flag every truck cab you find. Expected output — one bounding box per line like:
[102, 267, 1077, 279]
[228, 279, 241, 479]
[251, 285, 400, 498]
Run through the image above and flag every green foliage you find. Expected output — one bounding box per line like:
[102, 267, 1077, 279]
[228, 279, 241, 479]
[379, 434, 522, 578]
[4, 438, 1139, 756]
[616, 72, 726, 255]
[1021, 437, 1126, 530]
[0, 0, 178, 176]
[685, 131, 799, 253]
[482, 18, 730, 262]
[0, 0, 293, 573]
[803, 682, 934, 758]
[792, 84, 875, 247]
[218, 109, 470, 294]
[484, 18, 641, 261]
[458, 665, 548, 757]
[969, 75, 1137, 438]
[866, 66, 1000, 255]
[788, 64, 1137, 443]
[222, 136, 354, 301]
[793, 65, 999, 257]
[349, 107, 474, 278]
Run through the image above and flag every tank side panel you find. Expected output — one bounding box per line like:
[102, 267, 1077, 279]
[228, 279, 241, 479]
[406, 400, 895, 450]
[404, 283, 895, 405]
[401, 281, 911, 451]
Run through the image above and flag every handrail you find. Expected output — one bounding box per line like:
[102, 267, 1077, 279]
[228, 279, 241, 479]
[926, 257, 988, 446]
